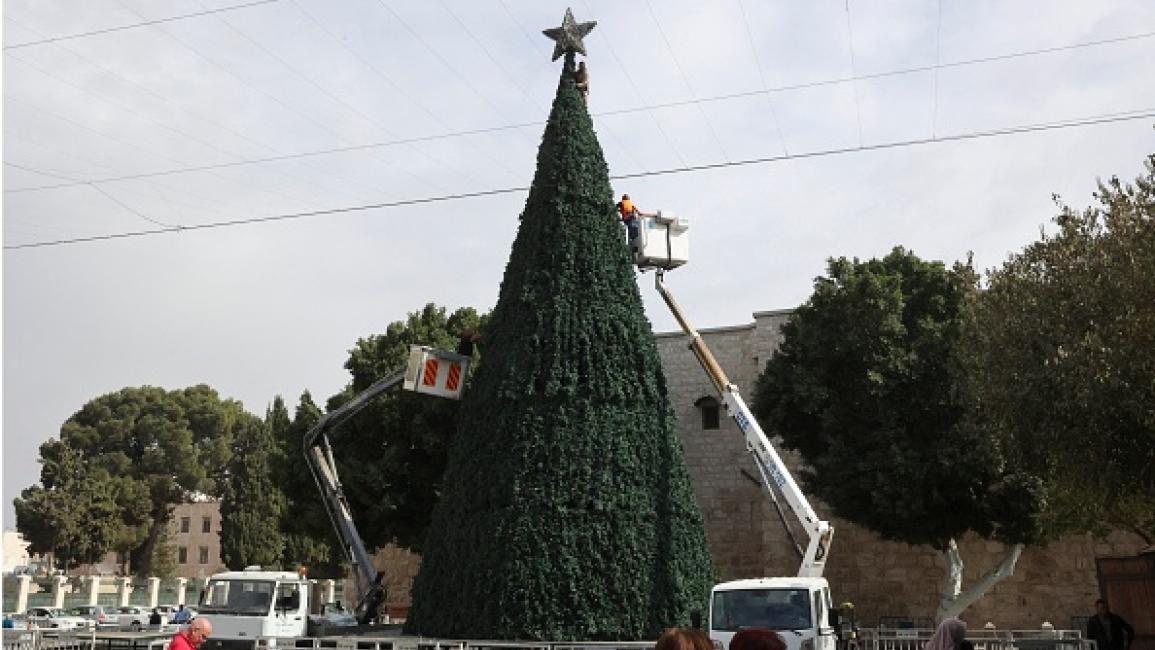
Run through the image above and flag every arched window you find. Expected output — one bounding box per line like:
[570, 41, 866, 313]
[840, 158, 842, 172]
[694, 396, 720, 430]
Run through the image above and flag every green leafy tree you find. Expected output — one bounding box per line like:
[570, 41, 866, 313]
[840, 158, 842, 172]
[753, 248, 1043, 620]
[150, 524, 178, 580]
[963, 156, 1155, 545]
[221, 413, 286, 569]
[266, 397, 292, 450]
[407, 53, 714, 640]
[17, 385, 242, 575]
[14, 440, 127, 570]
[274, 392, 339, 574]
[329, 303, 484, 554]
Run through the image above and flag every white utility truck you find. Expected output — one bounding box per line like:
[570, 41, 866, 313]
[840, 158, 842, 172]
[198, 567, 311, 646]
[634, 214, 840, 650]
[200, 345, 470, 647]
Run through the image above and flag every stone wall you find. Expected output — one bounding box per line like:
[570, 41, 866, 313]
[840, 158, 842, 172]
[655, 310, 1146, 629]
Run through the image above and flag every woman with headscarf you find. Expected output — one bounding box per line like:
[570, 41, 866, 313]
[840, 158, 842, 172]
[924, 617, 968, 650]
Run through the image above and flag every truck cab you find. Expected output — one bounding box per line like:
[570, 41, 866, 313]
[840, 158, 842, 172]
[198, 569, 308, 648]
[709, 577, 837, 650]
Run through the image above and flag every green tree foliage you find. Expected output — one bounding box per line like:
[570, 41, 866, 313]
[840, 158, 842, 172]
[963, 156, 1155, 544]
[407, 54, 714, 640]
[16, 385, 243, 575]
[149, 524, 178, 580]
[274, 392, 339, 574]
[221, 413, 286, 569]
[329, 303, 484, 554]
[14, 441, 125, 570]
[752, 248, 1044, 549]
[266, 397, 292, 448]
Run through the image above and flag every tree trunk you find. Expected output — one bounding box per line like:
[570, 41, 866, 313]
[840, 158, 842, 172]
[935, 538, 1024, 622]
[136, 506, 170, 577]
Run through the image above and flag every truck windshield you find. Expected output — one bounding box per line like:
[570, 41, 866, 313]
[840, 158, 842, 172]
[711, 588, 812, 631]
[199, 579, 275, 616]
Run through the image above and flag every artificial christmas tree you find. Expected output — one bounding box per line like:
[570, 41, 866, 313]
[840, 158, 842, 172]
[406, 12, 713, 640]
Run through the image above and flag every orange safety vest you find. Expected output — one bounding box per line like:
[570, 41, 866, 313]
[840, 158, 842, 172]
[618, 198, 636, 221]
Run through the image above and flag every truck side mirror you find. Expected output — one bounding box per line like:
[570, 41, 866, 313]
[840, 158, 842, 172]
[690, 610, 702, 630]
[828, 607, 841, 629]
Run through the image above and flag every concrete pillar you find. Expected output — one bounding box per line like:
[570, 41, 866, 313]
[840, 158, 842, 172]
[175, 578, 188, 607]
[117, 577, 132, 607]
[14, 575, 32, 613]
[51, 575, 68, 609]
[322, 580, 336, 605]
[147, 577, 161, 608]
[86, 575, 101, 606]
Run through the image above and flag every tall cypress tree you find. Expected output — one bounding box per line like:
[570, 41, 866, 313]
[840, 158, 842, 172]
[407, 45, 714, 640]
[277, 392, 339, 574]
[220, 414, 285, 569]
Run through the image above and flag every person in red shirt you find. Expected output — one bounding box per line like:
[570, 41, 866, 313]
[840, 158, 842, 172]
[170, 617, 212, 650]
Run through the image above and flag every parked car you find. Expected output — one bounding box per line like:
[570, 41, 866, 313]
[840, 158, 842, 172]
[154, 605, 178, 623]
[112, 606, 152, 630]
[67, 605, 114, 628]
[24, 607, 89, 630]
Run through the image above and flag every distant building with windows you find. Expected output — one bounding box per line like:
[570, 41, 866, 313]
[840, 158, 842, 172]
[72, 497, 225, 577]
[170, 499, 225, 578]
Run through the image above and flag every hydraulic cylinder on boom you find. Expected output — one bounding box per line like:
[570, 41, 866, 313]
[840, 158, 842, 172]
[629, 210, 840, 650]
[626, 208, 832, 576]
[653, 269, 833, 577]
[303, 345, 470, 624]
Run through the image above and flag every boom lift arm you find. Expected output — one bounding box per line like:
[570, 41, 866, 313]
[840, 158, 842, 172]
[303, 346, 469, 624]
[654, 269, 833, 578]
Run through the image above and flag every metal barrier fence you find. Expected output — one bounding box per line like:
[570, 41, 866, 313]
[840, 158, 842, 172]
[857, 628, 1093, 650]
[1, 628, 97, 650]
[252, 639, 656, 650]
[3, 578, 343, 616]
[2, 628, 1093, 650]
[877, 618, 936, 631]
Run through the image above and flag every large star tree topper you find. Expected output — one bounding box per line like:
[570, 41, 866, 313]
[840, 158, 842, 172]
[542, 7, 596, 61]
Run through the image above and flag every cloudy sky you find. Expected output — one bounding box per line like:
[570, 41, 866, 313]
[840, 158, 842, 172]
[4, 0, 1154, 528]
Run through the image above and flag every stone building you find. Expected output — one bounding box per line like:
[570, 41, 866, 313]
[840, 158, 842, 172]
[71, 499, 226, 578]
[169, 499, 226, 579]
[656, 309, 1145, 629]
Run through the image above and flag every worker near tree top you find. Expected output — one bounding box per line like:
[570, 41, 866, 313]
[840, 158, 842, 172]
[457, 328, 481, 357]
[616, 194, 654, 249]
[574, 61, 589, 104]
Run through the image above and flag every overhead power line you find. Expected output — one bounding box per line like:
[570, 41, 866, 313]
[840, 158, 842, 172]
[8, 28, 1152, 196]
[645, 0, 732, 162]
[7, 107, 1153, 251]
[3, 0, 280, 50]
[599, 29, 1155, 117]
